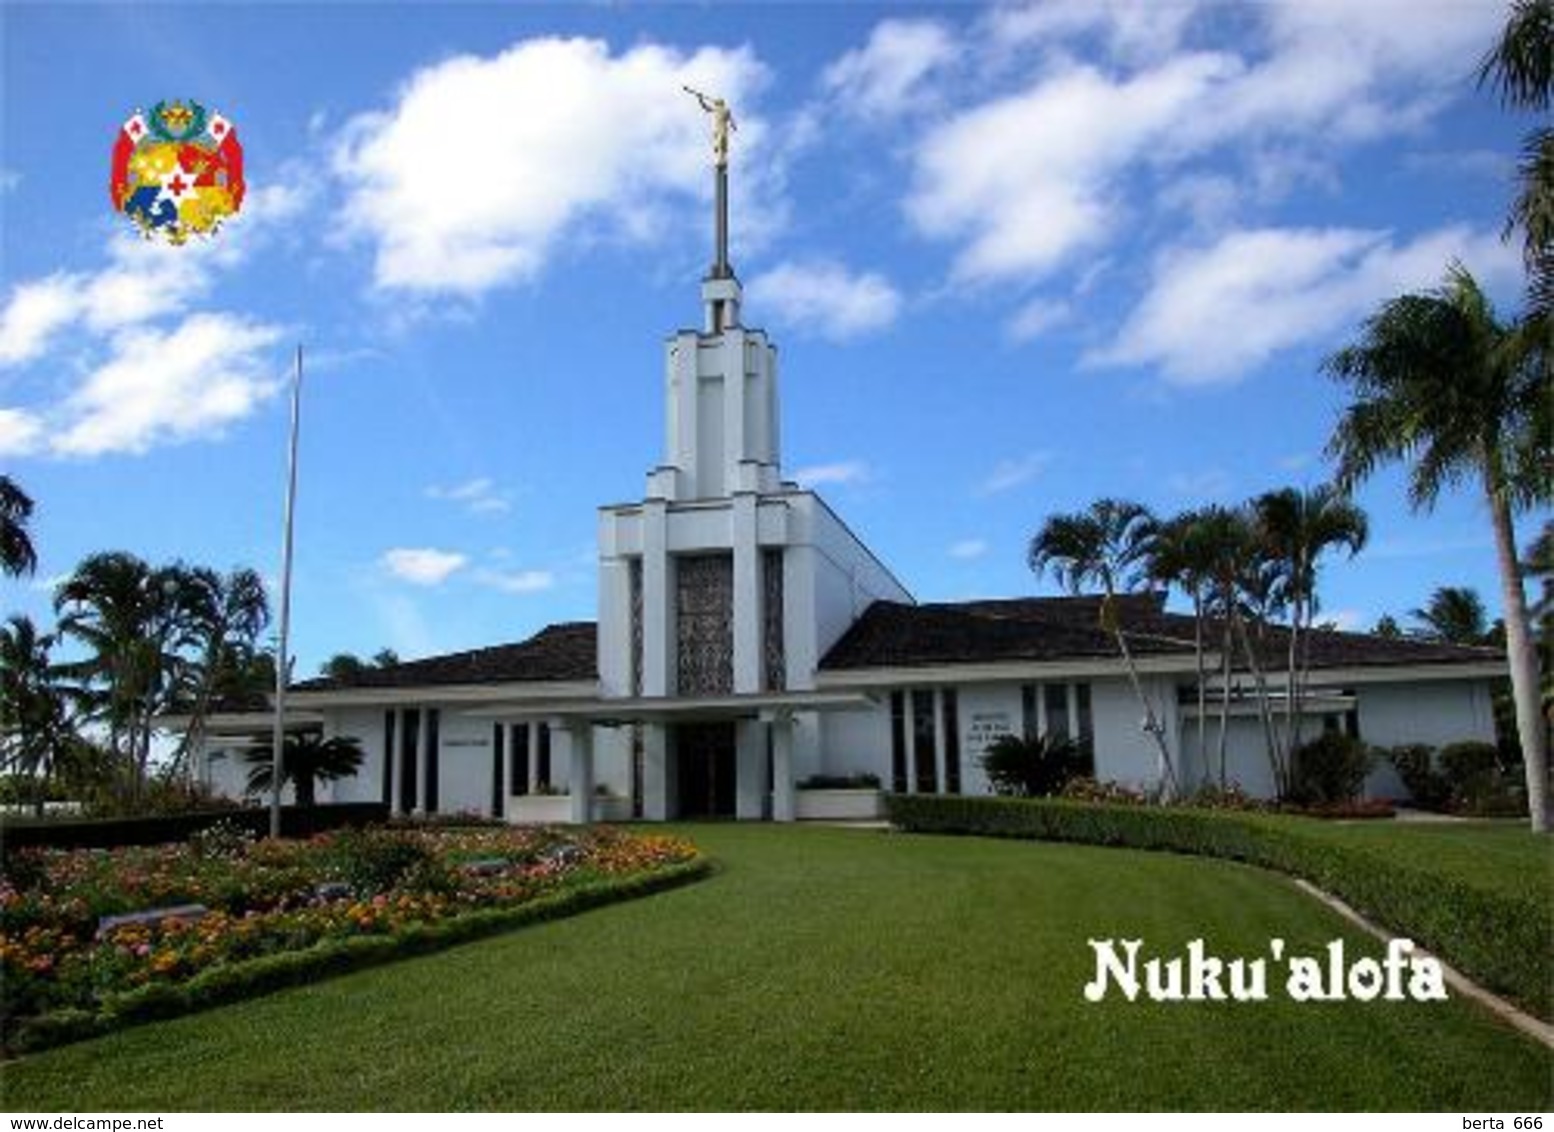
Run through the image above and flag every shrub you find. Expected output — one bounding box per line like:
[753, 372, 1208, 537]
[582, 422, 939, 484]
[884, 793, 1549, 1020]
[1290, 733, 1372, 805]
[1385, 744, 1452, 810]
[326, 828, 434, 896]
[1183, 783, 1268, 811]
[981, 734, 1089, 798]
[1059, 777, 1145, 805]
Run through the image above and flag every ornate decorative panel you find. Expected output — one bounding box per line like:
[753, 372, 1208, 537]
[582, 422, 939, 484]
[762, 548, 785, 691]
[676, 554, 733, 695]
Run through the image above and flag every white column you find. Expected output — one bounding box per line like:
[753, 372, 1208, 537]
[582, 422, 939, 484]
[771, 716, 795, 822]
[389, 709, 403, 816]
[732, 493, 760, 694]
[642, 724, 670, 821]
[568, 723, 594, 825]
[528, 724, 541, 794]
[643, 500, 672, 697]
[416, 708, 432, 815]
[734, 720, 764, 820]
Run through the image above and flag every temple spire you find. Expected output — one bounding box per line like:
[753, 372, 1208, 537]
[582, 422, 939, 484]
[685, 86, 739, 332]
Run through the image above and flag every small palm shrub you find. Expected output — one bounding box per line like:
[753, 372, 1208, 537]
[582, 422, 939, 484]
[1386, 743, 1452, 810]
[981, 734, 1090, 798]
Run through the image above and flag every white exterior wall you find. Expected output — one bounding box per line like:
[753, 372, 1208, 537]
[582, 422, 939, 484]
[1089, 677, 1176, 791]
[955, 684, 1023, 797]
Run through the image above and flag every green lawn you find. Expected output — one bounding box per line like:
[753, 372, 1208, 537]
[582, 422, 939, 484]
[1, 824, 1548, 1111]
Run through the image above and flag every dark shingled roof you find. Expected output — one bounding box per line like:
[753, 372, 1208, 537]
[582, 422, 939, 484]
[819, 594, 1503, 673]
[292, 622, 599, 691]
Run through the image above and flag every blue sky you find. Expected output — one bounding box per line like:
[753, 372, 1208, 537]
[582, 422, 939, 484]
[0, 1, 1542, 673]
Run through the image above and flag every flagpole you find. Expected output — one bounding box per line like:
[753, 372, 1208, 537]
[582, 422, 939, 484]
[270, 344, 302, 840]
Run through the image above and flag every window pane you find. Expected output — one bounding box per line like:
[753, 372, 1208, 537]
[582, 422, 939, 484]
[1021, 684, 1038, 741]
[890, 692, 907, 793]
[913, 689, 937, 793]
[1045, 684, 1070, 741]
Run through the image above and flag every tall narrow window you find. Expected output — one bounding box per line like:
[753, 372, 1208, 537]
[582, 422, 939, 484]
[536, 723, 552, 791]
[382, 711, 396, 807]
[424, 709, 440, 814]
[890, 691, 908, 793]
[401, 708, 420, 812]
[943, 688, 961, 794]
[1021, 684, 1038, 741]
[762, 548, 785, 691]
[490, 723, 505, 818]
[912, 689, 937, 794]
[1045, 684, 1070, 741]
[629, 558, 643, 696]
[510, 723, 531, 797]
[1075, 684, 1094, 745]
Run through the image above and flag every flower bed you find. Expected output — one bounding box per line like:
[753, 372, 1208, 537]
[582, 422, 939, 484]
[0, 823, 703, 1053]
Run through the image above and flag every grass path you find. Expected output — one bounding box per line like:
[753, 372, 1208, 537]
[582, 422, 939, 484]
[1, 825, 1548, 1111]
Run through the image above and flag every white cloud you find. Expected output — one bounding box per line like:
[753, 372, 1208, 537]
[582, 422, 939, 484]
[746, 259, 901, 340]
[907, 53, 1239, 284]
[0, 169, 19, 193]
[332, 37, 774, 295]
[51, 314, 284, 456]
[984, 1, 1205, 66]
[977, 451, 1053, 495]
[0, 276, 82, 366]
[0, 408, 43, 457]
[1006, 296, 1071, 342]
[949, 538, 989, 560]
[382, 547, 468, 586]
[426, 476, 511, 514]
[1092, 224, 1520, 384]
[905, 1, 1499, 291]
[791, 460, 871, 488]
[472, 567, 555, 594]
[821, 19, 959, 120]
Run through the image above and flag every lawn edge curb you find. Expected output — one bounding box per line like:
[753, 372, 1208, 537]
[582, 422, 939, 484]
[1285, 876, 1554, 1049]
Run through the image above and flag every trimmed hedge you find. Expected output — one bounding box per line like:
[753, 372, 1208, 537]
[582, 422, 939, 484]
[7, 857, 712, 1055]
[0, 804, 389, 854]
[886, 794, 1551, 1021]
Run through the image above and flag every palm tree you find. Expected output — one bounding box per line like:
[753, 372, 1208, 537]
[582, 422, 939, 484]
[1029, 499, 1180, 796]
[0, 475, 37, 578]
[245, 732, 365, 807]
[54, 553, 205, 797]
[1148, 509, 1219, 788]
[1478, 0, 1552, 319]
[0, 615, 80, 814]
[1411, 586, 1492, 645]
[1252, 485, 1369, 770]
[1326, 265, 1551, 831]
[172, 567, 270, 772]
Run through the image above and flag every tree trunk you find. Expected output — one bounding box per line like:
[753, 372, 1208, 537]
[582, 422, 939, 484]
[1193, 590, 1207, 791]
[1235, 610, 1284, 797]
[1487, 477, 1549, 832]
[1217, 618, 1233, 789]
[1104, 590, 1179, 798]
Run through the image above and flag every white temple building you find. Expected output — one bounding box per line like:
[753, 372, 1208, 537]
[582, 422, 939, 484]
[191, 111, 1504, 822]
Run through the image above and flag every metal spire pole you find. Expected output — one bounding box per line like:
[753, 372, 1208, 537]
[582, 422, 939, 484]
[270, 344, 302, 840]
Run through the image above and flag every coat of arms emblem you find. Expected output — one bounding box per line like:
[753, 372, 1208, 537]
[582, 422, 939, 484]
[110, 100, 244, 244]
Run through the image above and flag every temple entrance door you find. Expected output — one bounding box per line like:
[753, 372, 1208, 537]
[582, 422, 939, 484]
[675, 722, 736, 819]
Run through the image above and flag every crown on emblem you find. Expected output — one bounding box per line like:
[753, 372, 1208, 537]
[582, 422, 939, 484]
[159, 102, 195, 131]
